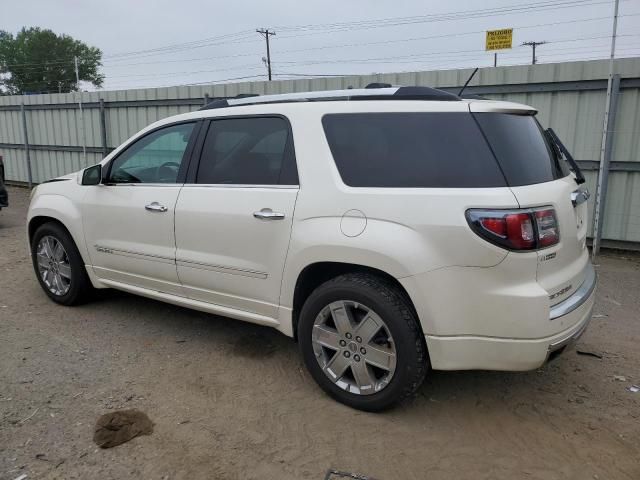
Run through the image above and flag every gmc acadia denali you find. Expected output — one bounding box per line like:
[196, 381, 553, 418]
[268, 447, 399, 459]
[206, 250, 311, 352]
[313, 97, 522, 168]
[27, 86, 596, 410]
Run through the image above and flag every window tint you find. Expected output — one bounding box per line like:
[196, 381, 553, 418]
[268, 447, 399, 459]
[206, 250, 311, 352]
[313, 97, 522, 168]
[196, 117, 297, 185]
[109, 123, 195, 184]
[474, 113, 570, 186]
[322, 113, 506, 188]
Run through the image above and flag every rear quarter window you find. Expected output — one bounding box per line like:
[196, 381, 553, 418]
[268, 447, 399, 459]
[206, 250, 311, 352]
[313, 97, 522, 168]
[321, 112, 506, 188]
[473, 113, 570, 186]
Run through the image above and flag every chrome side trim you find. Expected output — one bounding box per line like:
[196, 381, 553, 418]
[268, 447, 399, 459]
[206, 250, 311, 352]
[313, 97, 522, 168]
[99, 183, 183, 187]
[94, 244, 269, 279]
[93, 245, 175, 265]
[176, 258, 268, 279]
[180, 184, 299, 189]
[549, 262, 596, 320]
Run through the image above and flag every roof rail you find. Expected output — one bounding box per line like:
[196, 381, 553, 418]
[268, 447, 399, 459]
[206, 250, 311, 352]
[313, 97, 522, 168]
[365, 82, 393, 89]
[199, 86, 460, 110]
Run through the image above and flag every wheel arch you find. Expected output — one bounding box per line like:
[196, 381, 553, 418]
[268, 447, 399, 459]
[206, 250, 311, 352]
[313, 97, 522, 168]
[28, 214, 89, 262]
[28, 215, 64, 242]
[289, 261, 422, 342]
[28, 194, 90, 266]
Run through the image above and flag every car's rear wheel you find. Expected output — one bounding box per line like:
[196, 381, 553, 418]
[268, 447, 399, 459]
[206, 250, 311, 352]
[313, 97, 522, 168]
[298, 273, 428, 411]
[31, 222, 93, 306]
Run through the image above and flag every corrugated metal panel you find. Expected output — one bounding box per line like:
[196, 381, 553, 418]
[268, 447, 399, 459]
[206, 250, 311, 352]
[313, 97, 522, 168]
[1, 58, 639, 246]
[602, 172, 640, 242]
[614, 87, 640, 163]
[0, 147, 27, 183]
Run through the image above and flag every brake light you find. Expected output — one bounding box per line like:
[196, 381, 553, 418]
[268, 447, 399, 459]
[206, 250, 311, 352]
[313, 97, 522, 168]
[534, 209, 559, 247]
[466, 207, 559, 251]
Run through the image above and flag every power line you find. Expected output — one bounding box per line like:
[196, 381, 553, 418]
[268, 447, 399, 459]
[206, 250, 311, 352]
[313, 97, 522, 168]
[268, 34, 640, 67]
[103, 30, 256, 59]
[101, 74, 267, 89]
[4, 0, 622, 69]
[3, 0, 634, 91]
[273, 51, 640, 79]
[83, 13, 635, 70]
[12, 38, 640, 83]
[95, 48, 640, 91]
[96, 45, 640, 91]
[105, 64, 263, 79]
[274, 0, 621, 37]
[521, 41, 548, 64]
[3, 3, 636, 72]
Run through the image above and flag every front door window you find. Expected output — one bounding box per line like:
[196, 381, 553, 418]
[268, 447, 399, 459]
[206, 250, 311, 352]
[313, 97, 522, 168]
[108, 123, 195, 184]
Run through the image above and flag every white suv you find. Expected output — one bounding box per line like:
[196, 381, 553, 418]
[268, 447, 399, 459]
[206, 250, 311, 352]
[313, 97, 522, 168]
[27, 86, 596, 411]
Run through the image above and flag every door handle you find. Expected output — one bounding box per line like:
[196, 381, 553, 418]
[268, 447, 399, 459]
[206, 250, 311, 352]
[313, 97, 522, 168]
[253, 208, 285, 220]
[571, 189, 590, 207]
[145, 202, 168, 212]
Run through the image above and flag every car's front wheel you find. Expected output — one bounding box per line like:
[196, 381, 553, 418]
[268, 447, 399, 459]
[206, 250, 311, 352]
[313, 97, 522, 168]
[31, 222, 93, 306]
[298, 273, 428, 411]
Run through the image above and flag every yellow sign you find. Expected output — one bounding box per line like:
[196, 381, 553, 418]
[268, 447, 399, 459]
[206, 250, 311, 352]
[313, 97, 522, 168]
[486, 29, 513, 51]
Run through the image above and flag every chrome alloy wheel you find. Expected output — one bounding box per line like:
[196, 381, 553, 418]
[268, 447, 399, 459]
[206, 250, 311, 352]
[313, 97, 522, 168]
[36, 235, 72, 296]
[312, 300, 397, 395]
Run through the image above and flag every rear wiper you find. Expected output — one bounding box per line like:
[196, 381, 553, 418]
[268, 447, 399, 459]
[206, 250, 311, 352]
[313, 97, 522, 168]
[545, 128, 585, 185]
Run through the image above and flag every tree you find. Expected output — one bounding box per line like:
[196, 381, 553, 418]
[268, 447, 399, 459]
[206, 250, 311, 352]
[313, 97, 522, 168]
[0, 27, 104, 95]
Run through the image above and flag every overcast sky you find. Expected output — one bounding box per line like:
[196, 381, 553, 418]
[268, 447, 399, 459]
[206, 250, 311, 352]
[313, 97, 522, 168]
[3, 0, 640, 91]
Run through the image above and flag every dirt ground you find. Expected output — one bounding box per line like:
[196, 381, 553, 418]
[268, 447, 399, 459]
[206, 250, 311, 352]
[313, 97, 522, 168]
[1, 185, 639, 480]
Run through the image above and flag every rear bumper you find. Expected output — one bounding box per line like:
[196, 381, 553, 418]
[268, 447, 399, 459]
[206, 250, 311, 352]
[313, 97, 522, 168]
[549, 262, 596, 320]
[416, 263, 597, 371]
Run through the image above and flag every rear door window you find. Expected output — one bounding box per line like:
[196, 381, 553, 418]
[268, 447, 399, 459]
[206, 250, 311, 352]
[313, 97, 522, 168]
[322, 112, 506, 188]
[196, 117, 298, 185]
[473, 113, 570, 186]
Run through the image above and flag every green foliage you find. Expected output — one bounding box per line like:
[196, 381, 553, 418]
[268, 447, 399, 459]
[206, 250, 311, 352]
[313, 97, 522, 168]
[0, 27, 104, 95]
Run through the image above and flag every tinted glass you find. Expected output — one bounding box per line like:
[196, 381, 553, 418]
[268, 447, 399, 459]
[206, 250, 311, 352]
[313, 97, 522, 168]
[474, 113, 570, 186]
[109, 123, 194, 183]
[322, 113, 505, 188]
[197, 117, 297, 185]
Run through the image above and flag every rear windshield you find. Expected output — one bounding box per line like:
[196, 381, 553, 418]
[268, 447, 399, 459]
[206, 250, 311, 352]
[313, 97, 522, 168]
[322, 112, 506, 188]
[474, 113, 570, 186]
[322, 112, 570, 188]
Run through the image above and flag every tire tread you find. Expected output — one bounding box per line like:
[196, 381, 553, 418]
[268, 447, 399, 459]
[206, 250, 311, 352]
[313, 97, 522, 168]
[299, 272, 428, 410]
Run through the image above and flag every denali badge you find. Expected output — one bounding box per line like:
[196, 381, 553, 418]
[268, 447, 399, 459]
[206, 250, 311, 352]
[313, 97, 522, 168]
[539, 252, 557, 262]
[95, 245, 113, 254]
[549, 284, 572, 301]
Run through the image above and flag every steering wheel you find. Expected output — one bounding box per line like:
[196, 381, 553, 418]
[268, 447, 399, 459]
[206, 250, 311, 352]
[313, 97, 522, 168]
[156, 161, 181, 182]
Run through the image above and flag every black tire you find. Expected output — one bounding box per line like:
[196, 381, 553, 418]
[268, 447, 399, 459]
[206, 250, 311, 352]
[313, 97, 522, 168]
[298, 273, 428, 411]
[31, 222, 93, 306]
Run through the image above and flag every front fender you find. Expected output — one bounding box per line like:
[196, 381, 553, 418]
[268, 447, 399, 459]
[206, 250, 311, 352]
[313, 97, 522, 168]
[27, 193, 90, 265]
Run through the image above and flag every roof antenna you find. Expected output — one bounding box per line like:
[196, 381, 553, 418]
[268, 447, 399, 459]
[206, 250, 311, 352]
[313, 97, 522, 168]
[458, 67, 479, 97]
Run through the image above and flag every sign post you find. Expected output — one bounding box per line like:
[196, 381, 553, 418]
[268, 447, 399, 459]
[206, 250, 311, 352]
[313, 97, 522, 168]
[486, 28, 513, 66]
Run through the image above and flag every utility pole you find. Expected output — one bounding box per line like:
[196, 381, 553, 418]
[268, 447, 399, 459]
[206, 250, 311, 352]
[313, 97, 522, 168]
[256, 28, 276, 80]
[592, 0, 620, 257]
[494, 52, 497, 67]
[74, 56, 87, 162]
[521, 41, 547, 65]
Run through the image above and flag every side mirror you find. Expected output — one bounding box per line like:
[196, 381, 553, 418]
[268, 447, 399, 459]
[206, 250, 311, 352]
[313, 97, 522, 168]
[81, 164, 102, 185]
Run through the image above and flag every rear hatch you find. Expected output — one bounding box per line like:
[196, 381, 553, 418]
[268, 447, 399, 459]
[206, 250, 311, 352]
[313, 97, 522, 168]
[470, 101, 590, 306]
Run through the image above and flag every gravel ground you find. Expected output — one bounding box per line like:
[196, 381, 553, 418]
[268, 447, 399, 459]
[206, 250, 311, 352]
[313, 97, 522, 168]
[1, 185, 639, 480]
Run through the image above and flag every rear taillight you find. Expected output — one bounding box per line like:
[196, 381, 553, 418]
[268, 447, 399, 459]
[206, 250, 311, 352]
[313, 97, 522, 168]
[534, 209, 559, 247]
[466, 207, 559, 251]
